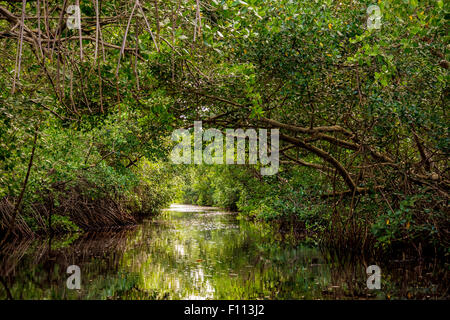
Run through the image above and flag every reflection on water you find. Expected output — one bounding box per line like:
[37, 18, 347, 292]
[0, 204, 448, 299]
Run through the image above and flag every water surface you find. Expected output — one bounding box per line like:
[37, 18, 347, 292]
[0, 204, 447, 299]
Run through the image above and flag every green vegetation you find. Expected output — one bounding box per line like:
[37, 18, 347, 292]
[0, 0, 448, 260]
[2, 210, 446, 300]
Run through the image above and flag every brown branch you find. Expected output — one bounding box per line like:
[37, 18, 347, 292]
[281, 152, 333, 172]
[43, 35, 138, 53]
[1, 126, 39, 242]
[320, 185, 385, 198]
[279, 133, 357, 191]
[116, 0, 138, 76]
[260, 116, 353, 136]
[412, 129, 432, 172]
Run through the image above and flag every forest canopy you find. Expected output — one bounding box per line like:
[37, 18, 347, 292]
[0, 0, 448, 256]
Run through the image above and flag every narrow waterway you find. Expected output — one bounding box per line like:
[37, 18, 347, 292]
[0, 204, 447, 299]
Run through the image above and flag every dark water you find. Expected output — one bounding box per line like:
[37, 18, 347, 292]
[0, 205, 448, 299]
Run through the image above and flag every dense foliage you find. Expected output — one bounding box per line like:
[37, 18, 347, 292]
[0, 0, 448, 257]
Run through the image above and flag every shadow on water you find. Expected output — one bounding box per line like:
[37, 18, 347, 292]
[0, 204, 448, 300]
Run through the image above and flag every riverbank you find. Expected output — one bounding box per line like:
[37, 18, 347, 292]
[0, 159, 179, 240]
[180, 165, 449, 261]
